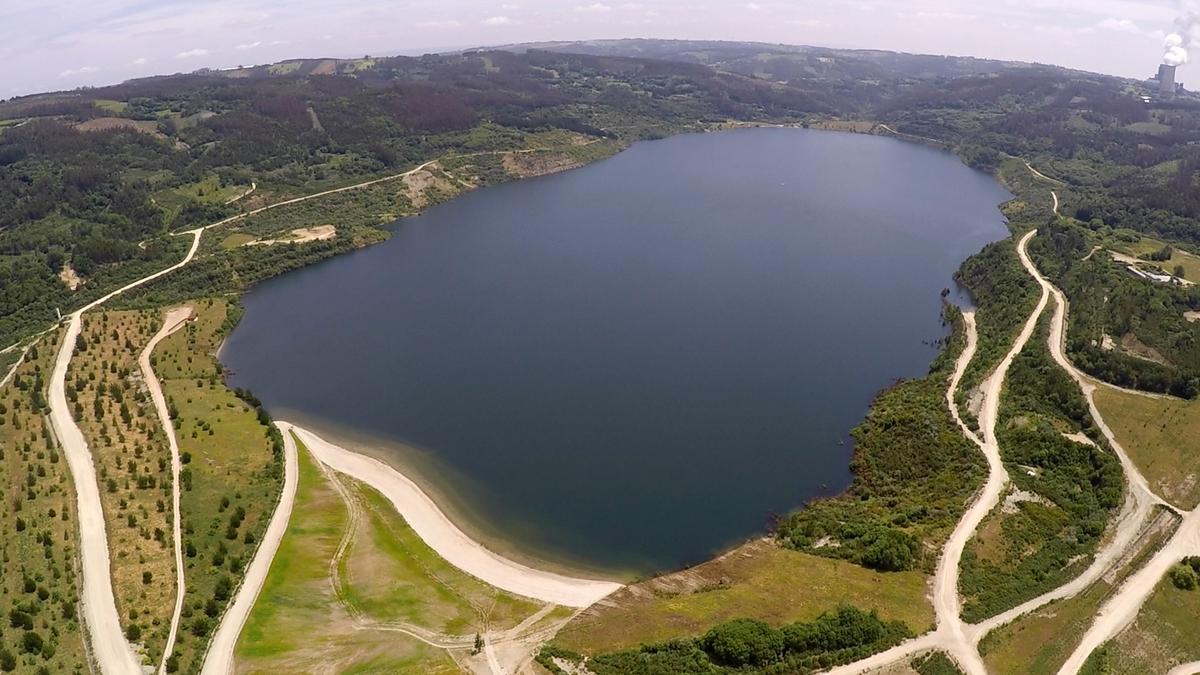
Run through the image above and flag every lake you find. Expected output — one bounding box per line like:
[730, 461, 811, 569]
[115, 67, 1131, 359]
[222, 128, 1011, 574]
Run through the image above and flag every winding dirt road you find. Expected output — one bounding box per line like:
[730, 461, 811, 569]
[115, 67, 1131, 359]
[1025, 161, 1063, 185]
[826, 263, 1049, 674]
[139, 306, 195, 674]
[48, 229, 202, 675]
[934, 229, 1049, 673]
[199, 424, 299, 675]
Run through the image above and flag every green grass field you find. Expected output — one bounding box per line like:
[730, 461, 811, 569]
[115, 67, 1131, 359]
[219, 233, 257, 250]
[338, 484, 541, 634]
[93, 99, 130, 114]
[1094, 387, 1200, 509]
[554, 541, 933, 656]
[1117, 237, 1200, 281]
[235, 438, 461, 673]
[152, 175, 252, 221]
[238, 432, 553, 673]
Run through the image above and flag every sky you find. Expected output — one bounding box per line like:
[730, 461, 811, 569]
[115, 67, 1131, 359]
[0, 0, 1193, 98]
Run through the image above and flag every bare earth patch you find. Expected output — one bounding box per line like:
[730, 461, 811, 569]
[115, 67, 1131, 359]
[503, 151, 584, 178]
[1120, 333, 1171, 366]
[75, 117, 164, 137]
[59, 263, 82, 290]
[402, 166, 457, 208]
[246, 225, 336, 246]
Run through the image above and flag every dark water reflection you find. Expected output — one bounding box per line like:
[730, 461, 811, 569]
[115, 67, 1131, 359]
[223, 128, 1011, 573]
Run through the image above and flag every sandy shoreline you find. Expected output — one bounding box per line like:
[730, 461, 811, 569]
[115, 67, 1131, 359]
[271, 409, 637, 582]
[284, 422, 623, 607]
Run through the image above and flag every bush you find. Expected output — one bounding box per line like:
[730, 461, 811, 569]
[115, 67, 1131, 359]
[702, 618, 784, 667]
[860, 528, 919, 572]
[1170, 564, 1198, 590]
[21, 631, 43, 655]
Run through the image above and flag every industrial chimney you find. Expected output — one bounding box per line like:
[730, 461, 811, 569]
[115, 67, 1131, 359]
[1159, 63, 1178, 95]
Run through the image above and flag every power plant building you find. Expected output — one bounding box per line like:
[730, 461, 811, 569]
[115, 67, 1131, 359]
[1154, 63, 1183, 97]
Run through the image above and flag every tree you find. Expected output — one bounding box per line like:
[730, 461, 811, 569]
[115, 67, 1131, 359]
[473, 633, 484, 655]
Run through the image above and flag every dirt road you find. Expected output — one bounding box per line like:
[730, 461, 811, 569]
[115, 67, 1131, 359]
[1025, 161, 1063, 185]
[200, 424, 299, 675]
[139, 306, 195, 674]
[826, 268, 1049, 674]
[48, 230, 202, 674]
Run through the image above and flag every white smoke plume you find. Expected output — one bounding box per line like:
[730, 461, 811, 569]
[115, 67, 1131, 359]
[1165, 3, 1200, 66]
[1165, 34, 1189, 66]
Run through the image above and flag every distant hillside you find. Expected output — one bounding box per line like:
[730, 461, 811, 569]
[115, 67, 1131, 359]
[502, 38, 1079, 83]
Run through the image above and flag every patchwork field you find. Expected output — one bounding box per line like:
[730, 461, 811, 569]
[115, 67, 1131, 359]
[68, 309, 176, 663]
[0, 330, 90, 672]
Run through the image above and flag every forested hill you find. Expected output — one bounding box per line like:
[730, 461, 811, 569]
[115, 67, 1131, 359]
[0, 49, 831, 346]
[505, 38, 1080, 83]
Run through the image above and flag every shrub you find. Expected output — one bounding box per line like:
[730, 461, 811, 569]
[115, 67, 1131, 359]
[702, 618, 784, 667]
[21, 631, 43, 655]
[1170, 564, 1198, 590]
[860, 528, 919, 571]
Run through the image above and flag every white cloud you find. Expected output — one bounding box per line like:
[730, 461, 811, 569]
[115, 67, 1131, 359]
[132, 57, 148, 65]
[235, 41, 263, 50]
[747, 2, 762, 10]
[575, 3, 612, 12]
[58, 65, 98, 78]
[176, 47, 209, 58]
[1094, 17, 1146, 35]
[501, 3, 521, 9]
[482, 15, 514, 25]
[417, 20, 463, 28]
[786, 18, 823, 27]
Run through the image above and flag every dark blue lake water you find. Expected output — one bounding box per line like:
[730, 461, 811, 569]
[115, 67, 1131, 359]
[222, 128, 1010, 574]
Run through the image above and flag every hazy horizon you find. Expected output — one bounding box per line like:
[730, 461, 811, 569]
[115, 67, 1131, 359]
[3, 0, 1197, 98]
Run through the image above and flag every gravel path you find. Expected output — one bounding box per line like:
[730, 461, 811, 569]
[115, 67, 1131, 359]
[139, 306, 195, 674]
